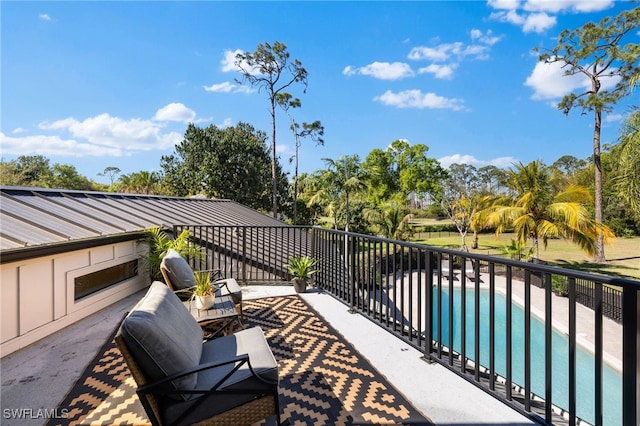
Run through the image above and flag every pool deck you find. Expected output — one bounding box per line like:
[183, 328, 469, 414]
[1, 284, 537, 426]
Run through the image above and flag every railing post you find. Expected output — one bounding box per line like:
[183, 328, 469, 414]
[349, 234, 357, 313]
[241, 226, 247, 283]
[622, 282, 639, 426]
[423, 250, 434, 363]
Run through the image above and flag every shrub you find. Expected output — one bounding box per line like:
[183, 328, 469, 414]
[551, 275, 569, 297]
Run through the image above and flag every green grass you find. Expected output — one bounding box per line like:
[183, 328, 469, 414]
[412, 230, 640, 281]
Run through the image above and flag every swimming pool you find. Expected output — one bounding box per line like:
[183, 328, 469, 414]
[431, 287, 622, 425]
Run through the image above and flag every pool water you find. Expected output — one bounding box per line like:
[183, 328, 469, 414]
[432, 287, 622, 426]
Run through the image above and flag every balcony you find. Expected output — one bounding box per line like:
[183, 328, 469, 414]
[1, 224, 638, 425]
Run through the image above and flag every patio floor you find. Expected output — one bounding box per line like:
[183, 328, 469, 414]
[1, 285, 535, 426]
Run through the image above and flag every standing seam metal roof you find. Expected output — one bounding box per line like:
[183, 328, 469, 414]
[0, 186, 286, 251]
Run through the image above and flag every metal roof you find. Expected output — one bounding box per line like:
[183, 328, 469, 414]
[0, 186, 286, 251]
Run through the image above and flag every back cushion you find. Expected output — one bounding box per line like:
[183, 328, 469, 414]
[161, 249, 195, 290]
[120, 281, 204, 400]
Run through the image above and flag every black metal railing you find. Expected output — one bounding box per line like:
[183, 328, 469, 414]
[175, 224, 639, 426]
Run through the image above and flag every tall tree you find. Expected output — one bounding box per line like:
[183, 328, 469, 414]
[98, 166, 121, 186]
[535, 6, 640, 262]
[161, 122, 286, 212]
[276, 92, 324, 224]
[486, 161, 614, 259]
[235, 41, 308, 218]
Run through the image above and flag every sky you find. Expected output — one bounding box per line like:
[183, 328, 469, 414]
[2, 1, 638, 185]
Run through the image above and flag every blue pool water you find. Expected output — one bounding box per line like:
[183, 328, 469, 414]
[432, 288, 622, 425]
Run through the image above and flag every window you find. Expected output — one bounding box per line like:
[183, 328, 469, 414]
[74, 260, 138, 300]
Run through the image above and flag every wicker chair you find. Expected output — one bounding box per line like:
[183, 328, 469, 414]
[115, 282, 281, 426]
[160, 249, 243, 317]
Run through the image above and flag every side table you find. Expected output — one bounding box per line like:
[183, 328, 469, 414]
[183, 294, 242, 339]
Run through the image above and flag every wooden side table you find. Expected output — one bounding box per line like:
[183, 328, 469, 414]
[183, 294, 241, 339]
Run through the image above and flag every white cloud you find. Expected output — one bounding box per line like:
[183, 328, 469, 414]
[374, 89, 466, 111]
[525, 61, 620, 100]
[220, 49, 243, 72]
[605, 113, 624, 123]
[438, 154, 517, 168]
[522, 12, 556, 33]
[154, 102, 196, 123]
[470, 29, 502, 46]
[12, 128, 27, 134]
[38, 113, 182, 152]
[418, 64, 457, 80]
[488, 0, 612, 33]
[343, 62, 414, 80]
[218, 118, 233, 128]
[525, 61, 586, 99]
[38, 13, 51, 21]
[490, 9, 555, 33]
[342, 65, 356, 76]
[523, 0, 614, 13]
[204, 81, 235, 92]
[221, 48, 263, 76]
[0, 132, 123, 157]
[408, 43, 464, 61]
[487, 0, 520, 10]
[409, 41, 491, 63]
[203, 81, 255, 94]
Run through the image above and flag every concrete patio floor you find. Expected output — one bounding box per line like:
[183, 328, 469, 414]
[1, 285, 536, 426]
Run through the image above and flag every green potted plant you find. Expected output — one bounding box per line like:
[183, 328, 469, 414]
[139, 227, 205, 282]
[284, 255, 318, 293]
[191, 270, 215, 310]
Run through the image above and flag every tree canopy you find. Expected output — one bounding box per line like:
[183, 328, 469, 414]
[160, 122, 287, 212]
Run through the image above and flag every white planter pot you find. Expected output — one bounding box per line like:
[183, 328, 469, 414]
[194, 294, 215, 310]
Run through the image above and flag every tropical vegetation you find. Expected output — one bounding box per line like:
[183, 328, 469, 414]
[139, 227, 204, 282]
[484, 161, 615, 259]
[2, 12, 639, 280]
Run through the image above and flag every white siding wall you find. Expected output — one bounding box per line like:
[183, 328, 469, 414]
[0, 240, 148, 357]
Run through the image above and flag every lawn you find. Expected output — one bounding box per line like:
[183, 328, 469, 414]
[411, 228, 640, 281]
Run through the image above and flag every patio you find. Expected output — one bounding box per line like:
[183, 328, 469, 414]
[1, 285, 535, 426]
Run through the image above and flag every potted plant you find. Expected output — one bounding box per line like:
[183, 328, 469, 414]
[284, 255, 318, 293]
[139, 227, 205, 282]
[191, 271, 215, 310]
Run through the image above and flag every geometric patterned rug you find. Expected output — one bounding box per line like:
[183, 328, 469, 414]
[49, 295, 433, 425]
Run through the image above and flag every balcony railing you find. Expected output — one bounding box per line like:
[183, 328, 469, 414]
[175, 224, 639, 426]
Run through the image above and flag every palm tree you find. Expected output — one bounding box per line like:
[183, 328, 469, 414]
[486, 160, 614, 259]
[363, 202, 413, 240]
[307, 155, 364, 231]
[117, 171, 162, 194]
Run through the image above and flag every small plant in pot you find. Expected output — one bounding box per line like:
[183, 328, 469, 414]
[284, 255, 318, 293]
[191, 271, 215, 310]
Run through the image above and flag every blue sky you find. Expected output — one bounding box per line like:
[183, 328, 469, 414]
[2, 1, 637, 185]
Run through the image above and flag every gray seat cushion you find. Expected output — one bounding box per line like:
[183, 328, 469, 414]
[161, 249, 196, 290]
[198, 326, 278, 387]
[119, 282, 204, 400]
[163, 326, 278, 425]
